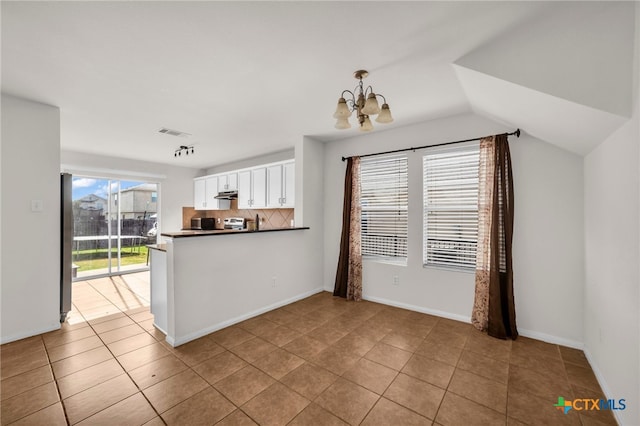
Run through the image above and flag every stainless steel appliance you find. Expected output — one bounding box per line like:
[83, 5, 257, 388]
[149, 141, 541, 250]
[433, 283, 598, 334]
[224, 217, 245, 230]
[215, 190, 238, 200]
[60, 173, 73, 322]
[190, 218, 202, 230]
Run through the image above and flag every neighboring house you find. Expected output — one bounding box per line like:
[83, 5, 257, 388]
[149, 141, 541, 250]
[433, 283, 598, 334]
[110, 183, 158, 220]
[73, 194, 106, 212]
[72, 194, 106, 221]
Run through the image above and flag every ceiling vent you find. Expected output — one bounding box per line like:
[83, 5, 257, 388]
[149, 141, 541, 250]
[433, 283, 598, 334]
[158, 127, 191, 138]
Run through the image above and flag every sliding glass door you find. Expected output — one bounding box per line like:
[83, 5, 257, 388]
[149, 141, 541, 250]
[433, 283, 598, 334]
[71, 176, 158, 279]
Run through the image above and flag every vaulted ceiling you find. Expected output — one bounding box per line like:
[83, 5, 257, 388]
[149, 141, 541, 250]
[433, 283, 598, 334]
[1, 2, 635, 168]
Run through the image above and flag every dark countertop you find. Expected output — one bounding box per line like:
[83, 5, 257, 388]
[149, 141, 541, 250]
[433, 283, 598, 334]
[147, 243, 167, 252]
[160, 227, 309, 238]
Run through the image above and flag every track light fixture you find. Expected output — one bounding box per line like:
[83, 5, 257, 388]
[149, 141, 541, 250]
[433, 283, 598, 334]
[333, 70, 393, 132]
[174, 145, 194, 157]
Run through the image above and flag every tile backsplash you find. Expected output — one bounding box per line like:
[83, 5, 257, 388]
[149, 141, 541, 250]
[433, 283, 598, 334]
[182, 200, 294, 230]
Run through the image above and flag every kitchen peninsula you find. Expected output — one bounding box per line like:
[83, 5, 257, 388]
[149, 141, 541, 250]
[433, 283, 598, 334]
[148, 226, 316, 347]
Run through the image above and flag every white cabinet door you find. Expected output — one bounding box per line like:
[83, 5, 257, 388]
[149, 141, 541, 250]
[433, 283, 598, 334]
[266, 162, 295, 208]
[237, 170, 252, 209]
[227, 173, 238, 191]
[217, 172, 239, 192]
[251, 168, 267, 208]
[195, 176, 229, 210]
[266, 165, 283, 208]
[282, 161, 295, 208]
[194, 179, 207, 210]
[217, 175, 227, 193]
[205, 176, 230, 210]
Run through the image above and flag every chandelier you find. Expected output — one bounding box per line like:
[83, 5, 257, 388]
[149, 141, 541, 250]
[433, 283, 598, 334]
[333, 70, 393, 131]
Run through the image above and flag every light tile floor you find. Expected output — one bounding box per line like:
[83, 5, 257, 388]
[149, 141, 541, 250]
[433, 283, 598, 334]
[1, 273, 617, 425]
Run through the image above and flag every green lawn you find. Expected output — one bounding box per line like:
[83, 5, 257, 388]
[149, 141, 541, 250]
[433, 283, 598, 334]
[73, 246, 149, 272]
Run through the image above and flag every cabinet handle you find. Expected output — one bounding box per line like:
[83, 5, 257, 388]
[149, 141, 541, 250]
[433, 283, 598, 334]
[282, 197, 285, 205]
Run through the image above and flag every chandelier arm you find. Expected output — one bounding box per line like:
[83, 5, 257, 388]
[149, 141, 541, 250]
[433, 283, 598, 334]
[375, 93, 387, 104]
[341, 90, 358, 112]
[341, 89, 355, 100]
[364, 85, 374, 97]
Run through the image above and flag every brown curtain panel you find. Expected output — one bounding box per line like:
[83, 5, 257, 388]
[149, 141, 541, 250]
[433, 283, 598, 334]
[334, 157, 363, 301]
[471, 134, 518, 339]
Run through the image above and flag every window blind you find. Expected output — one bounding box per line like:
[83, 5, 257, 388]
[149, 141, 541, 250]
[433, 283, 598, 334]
[423, 144, 479, 270]
[360, 154, 408, 263]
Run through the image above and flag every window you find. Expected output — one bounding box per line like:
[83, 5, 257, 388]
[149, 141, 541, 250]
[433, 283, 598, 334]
[423, 144, 479, 270]
[360, 154, 408, 264]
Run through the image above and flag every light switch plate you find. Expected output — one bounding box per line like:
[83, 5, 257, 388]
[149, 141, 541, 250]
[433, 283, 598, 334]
[31, 199, 43, 212]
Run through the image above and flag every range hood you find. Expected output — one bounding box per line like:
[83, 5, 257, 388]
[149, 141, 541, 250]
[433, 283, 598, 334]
[215, 190, 238, 200]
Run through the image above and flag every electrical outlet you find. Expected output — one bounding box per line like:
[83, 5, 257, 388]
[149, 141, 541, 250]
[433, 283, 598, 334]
[393, 275, 399, 286]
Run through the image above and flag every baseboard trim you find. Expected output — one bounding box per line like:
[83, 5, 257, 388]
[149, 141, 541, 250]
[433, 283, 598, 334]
[517, 328, 583, 349]
[168, 287, 324, 347]
[0, 322, 61, 345]
[583, 347, 625, 426]
[360, 295, 585, 350]
[362, 295, 472, 324]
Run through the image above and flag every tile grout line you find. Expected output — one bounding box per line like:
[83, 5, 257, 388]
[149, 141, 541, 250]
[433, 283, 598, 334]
[87, 311, 167, 424]
[68, 284, 167, 425]
[6, 279, 607, 426]
[25, 335, 72, 426]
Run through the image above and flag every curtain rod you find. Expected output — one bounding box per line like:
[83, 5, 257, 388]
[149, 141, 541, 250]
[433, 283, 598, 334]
[341, 129, 521, 162]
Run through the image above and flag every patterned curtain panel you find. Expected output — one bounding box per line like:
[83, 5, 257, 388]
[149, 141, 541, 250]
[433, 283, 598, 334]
[471, 134, 518, 339]
[334, 157, 363, 301]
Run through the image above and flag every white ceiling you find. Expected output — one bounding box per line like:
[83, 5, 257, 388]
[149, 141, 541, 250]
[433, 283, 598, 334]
[1, 2, 635, 168]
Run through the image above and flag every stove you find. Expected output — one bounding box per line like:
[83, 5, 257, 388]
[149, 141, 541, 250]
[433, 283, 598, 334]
[223, 217, 245, 230]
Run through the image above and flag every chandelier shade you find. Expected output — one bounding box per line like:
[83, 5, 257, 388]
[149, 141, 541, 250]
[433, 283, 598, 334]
[333, 70, 393, 132]
[333, 98, 352, 119]
[375, 103, 393, 123]
[335, 117, 351, 129]
[361, 93, 381, 115]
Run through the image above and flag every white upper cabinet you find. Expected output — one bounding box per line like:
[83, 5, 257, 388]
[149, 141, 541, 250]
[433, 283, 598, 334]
[196, 160, 293, 210]
[251, 167, 267, 208]
[267, 165, 282, 208]
[237, 170, 252, 209]
[266, 161, 295, 208]
[283, 161, 295, 208]
[217, 172, 238, 192]
[238, 168, 267, 209]
[194, 178, 207, 210]
[194, 176, 230, 210]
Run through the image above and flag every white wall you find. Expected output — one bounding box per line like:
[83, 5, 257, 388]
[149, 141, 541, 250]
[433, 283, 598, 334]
[60, 151, 202, 233]
[511, 136, 584, 345]
[583, 4, 640, 425]
[165, 230, 322, 345]
[1, 95, 62, 343]
[323, 113, 585, 346]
